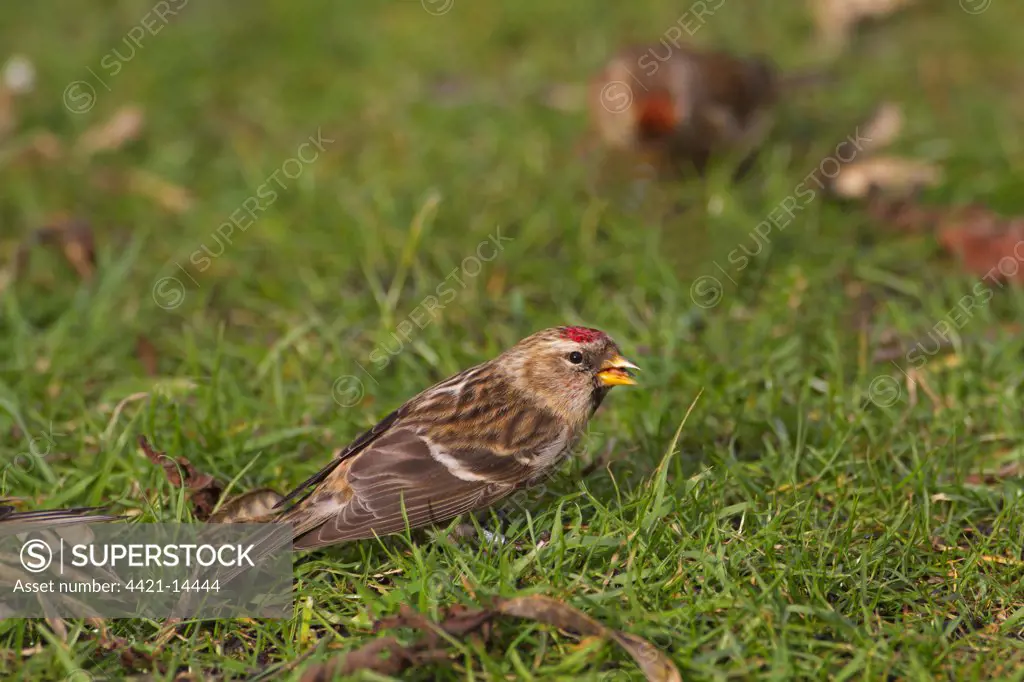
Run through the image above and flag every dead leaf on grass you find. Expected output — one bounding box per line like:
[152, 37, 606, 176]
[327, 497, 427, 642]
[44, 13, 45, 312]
[286, 596, 680, 682]
[832, 156, 943, 199]
[138, 436, 223, 521]
[74, 105, 145, 157]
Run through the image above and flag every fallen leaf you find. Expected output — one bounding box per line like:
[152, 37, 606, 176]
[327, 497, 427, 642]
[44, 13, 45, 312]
[495, 595, 681, 682]
[0, 85, 13, 141]
[126, 169, 193, 214]
[75, 105, 145, 157]
[135, 336, 159, 377]
[863, 195, 1024, 284]
[137, 436, 223, 520]
[832, 156, 943, 199]
[287, 597, 679, 682]
[936, 211, 1024, 284]
[90, 168, 193, 215]
[95, 628, 158, 673]
[289, 604, 486, 681]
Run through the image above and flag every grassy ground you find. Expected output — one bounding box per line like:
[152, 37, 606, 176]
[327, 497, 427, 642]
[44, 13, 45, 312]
[2, 0, 1024, 679]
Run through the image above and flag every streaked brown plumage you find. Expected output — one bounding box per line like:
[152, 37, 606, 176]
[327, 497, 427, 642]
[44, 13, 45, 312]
[588, 43, 781, 172]
[263, 326, 639, 550]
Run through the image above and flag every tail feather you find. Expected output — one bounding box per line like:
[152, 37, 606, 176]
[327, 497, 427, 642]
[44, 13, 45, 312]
[0, 500, 124, 530]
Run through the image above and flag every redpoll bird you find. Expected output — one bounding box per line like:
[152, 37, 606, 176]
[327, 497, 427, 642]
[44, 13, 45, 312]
[589, 43, 780, 172]
[589, 43, 828, 173]
[265, 326, 639, 549]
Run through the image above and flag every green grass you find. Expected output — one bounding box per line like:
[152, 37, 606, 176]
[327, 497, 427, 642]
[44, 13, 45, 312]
[2, 0, 1024, 679]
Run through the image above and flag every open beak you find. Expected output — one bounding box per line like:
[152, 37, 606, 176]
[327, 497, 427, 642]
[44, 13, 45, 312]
[596, 354, 640, 387]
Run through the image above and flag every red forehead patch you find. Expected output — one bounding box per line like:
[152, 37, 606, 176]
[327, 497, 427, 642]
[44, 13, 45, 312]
[561, 326, 605, 343]
[637, 90, 677, 137]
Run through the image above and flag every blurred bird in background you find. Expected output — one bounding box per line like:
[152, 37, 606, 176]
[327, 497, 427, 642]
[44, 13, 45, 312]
[588, 43, 781, 174]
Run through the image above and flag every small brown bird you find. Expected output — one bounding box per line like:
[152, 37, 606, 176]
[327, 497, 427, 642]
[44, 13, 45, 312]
[266, 326, 639, 549]
[588, 43, 796, 173]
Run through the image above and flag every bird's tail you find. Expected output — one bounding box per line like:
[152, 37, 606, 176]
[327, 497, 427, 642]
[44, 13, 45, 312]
[0, 499, 124, 534]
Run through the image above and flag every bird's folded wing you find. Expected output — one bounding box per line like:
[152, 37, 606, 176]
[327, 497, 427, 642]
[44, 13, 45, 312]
[273, 406, 405, 509]
[285, 426, 532, 550]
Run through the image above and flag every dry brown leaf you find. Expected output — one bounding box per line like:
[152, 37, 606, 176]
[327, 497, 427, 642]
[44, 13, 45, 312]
[138, 436, 224, 521]
[75, 105, 145, 157]
[937, 212, 1024, 284]
[833, 156, 943, 199]
[296, 604, 489, 681]
[858, 101, 904, 152]
[126, 169, 193, 214]
[291, 597, 679, 682]
[496, 595, 681, 682]
[863, 195, 1024, 284]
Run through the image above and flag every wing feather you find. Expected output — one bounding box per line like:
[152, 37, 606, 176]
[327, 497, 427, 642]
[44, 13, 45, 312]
[288, 427, 524, 549]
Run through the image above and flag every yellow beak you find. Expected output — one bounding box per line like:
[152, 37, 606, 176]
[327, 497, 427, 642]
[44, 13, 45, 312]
[597, 354, 640, 387]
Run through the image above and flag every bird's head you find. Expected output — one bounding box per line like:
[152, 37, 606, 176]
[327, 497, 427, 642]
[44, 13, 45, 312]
[499, 326, 639, 426]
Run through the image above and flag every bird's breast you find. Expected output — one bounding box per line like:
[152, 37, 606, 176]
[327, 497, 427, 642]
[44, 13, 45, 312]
[517, 426, 575, 476]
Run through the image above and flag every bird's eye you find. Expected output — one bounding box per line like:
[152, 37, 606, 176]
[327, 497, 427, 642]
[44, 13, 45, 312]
[568, 351, 584, 365]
